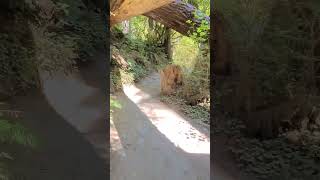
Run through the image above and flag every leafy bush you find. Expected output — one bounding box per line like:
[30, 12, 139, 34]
[110, 96, 122, 123]
[160, 95, 209, 124]
[0, 0, 81, 94]
[0, 119, 38, 148]
[213, 0, 320, 179]
[0, 116, 38, 180]
[31, 25, 78, 75]
[127, 16, 168, 46]
[215, 0, 320, 109]
[0, 32, 37, 92]
[110, 27, 168, 91]
[214, 112, 320, 180]
[171, 31, 210, 106]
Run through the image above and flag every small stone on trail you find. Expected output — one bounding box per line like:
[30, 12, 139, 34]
[286, 130, 300, 144]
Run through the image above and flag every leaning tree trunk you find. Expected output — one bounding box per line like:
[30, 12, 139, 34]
[108, 0, 230, 76]
[211, 11, 232, 76]
[110, 0, 210, 37]
[144, 0, 210, 36]
[110, 0, 174, 26]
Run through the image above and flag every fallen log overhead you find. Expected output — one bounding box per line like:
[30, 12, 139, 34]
[144, 0, 210, 36]
[110, 0, 174, 26]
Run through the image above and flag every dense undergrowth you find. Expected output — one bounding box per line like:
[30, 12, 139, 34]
[160, 95, 209, 125]
[110, 17, 169, 92]
[0, 0, 105, 98]
[214, 115, 320, 180]
[0, 115, 38, 179]
[171, 33, 210, 107]
[0, 0, 106, 178]
[214, 0, 320, 179]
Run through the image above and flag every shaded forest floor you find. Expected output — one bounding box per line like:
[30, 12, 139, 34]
[212, 94, 320, 180]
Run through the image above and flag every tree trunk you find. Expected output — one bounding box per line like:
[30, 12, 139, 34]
[110, 0, 174, 26]
[109, 0, 232, 76]
[109, 0, 210, 37]
[164, 27, 172, 60]
[144, 0, 210, 36]
[211, 11, 232, 76]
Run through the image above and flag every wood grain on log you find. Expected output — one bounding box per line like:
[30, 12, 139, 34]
[110, 0, 174, 26]
[144, 0, 210, 36]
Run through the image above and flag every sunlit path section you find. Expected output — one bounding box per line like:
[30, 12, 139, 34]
[111, 72, 210, 180]
[110, 118, 126, 158]
[122, 82, 210, 154]
[39, 69, 103, 133]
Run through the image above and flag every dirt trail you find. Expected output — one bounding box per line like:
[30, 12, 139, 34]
[39, 55, 108, 161]
[110, 72, 210, 180]
[5, 53, 108, 179]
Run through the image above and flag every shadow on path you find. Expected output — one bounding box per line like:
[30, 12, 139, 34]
[8, 91, 107, 180]
[111, 73, 210, 180]
[5, 53, 108, 179]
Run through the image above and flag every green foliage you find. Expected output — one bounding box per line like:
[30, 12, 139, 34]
[53, 0, 106, 60]
[110, 96, 122, 116]
[110, 97, 122, 110]
[183, 0, 210, 16]
[31, 25, 78, 75]
[110, 62, 145, 91]
[184, 0, 210, 43]
[181, 60, 210, 105]
[110, 27, 168, 91]
[214, 1, 320, 179]
[160, 95, 209, 124]
[126, 16, 167, 46]
[65, 14, 105, 59]
[0, 119, 38, 148]
[0, 0, 106, 94]
[127, 59, 147, 80]
[186, 12, 210, 43]
[216, 116, 320, 180]
[0, 32, 37, 91]
[178, 1, 210, 107]
[0, 116, 38, 180]
[110, 96, 122, 122]
[215, 0, 320, 102]
[171, 31, 210, 106]
[172, 34, 198, 70]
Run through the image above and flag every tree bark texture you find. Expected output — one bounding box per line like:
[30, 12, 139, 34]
[164, 27, 172, 60]
[144, 0, 210, 36]
[110, 0, 174, 26]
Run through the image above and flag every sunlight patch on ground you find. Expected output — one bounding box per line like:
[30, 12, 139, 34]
[122, 84, 151, 103]
[39, 69, 103, 132]
[110, 118, 126, 158]
[123, 84, 210, 154]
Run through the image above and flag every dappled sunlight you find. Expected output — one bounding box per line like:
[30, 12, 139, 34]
[123, 83, 210, 154]
[122, 84, 152, 103]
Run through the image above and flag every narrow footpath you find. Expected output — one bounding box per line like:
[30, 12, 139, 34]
[110, 72, 210, 180]
[5, 52, 108, 179]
